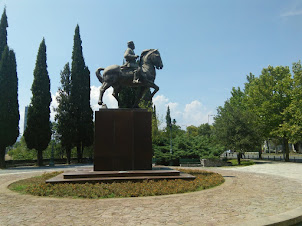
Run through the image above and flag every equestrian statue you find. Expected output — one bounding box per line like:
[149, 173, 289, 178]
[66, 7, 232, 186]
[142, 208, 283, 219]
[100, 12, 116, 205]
[95, 41, 163, 108]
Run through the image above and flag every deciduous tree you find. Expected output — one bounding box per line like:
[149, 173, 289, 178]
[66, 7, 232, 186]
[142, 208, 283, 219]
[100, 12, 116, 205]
[214, 87, 262, 164]
[245, 66, 293, 161]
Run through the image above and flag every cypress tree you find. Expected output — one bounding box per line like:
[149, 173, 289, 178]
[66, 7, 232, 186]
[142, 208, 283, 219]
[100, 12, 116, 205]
[0, 46, 19, 168]
[166, 106, 172, 128]
[70, 25, 93, 162]
[152, 105, 159, 138]
[55, 63, 74, 164]
[0, 8, 8, 57]
[165, 106, 172, 154]
[118, 87, 138, 108]
[24, 39, 51, 166]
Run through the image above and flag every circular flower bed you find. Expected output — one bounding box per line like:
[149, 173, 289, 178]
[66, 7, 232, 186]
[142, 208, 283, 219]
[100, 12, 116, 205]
[9, 169, 224, 199]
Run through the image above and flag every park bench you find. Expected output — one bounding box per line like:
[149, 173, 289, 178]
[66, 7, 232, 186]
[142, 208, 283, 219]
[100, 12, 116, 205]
[179, 158, 201, 167]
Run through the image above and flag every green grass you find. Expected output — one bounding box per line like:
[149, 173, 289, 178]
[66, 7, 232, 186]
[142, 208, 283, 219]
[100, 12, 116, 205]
[8, 169, 224, 199]
[227, 159, 255, 166]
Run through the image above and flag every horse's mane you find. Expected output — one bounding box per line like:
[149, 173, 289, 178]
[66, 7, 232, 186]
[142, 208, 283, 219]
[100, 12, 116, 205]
[139, 49, 155, 65]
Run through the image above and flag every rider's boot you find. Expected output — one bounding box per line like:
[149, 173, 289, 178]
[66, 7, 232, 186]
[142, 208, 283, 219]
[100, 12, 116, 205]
[133, 71, 141, 84]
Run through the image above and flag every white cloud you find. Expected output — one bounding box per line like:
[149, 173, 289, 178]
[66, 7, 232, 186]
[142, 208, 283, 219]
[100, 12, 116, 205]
[90, 85, 118, 111]
[46, 91, 213, 132]
[50, 85, 118, 122]
[183, 100, 211, 126]
[153, 95, 169, 106]
[50, 92, 59, 122]
[281, 9, 302, 17]
[19, 109, 25, 135]
[153, 95, 214, 129]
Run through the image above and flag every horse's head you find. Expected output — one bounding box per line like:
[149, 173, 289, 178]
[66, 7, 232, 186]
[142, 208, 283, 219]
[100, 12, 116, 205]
[140, 49, 163, 70]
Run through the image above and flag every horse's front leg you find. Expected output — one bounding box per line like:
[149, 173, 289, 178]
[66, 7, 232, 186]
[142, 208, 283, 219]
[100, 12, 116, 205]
[150, 83, 159, 99]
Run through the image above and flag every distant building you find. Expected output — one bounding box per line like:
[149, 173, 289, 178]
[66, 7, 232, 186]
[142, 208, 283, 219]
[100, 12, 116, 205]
[24, 106, 29, 132]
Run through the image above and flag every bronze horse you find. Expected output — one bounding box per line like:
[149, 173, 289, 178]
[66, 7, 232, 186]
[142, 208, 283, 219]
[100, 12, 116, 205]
[95, 49, 163, 108]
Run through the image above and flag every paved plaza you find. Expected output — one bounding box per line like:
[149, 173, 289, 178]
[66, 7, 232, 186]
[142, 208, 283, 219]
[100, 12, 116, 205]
[0, 161, 302, 225]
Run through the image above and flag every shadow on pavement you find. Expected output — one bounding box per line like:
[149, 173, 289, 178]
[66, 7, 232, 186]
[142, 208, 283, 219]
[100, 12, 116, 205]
[5, 164, 93, 171]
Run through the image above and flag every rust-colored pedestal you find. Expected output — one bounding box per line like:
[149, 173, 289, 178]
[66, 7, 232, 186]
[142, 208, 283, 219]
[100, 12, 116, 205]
[94, 109, 152, 171]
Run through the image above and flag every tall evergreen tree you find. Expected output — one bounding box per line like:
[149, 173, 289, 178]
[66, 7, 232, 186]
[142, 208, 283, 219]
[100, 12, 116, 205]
[151, 105, 159, 139]
[0, 46, 19, 168]
[55, 63, 74, 164]
[70, 25, 93, 162]
[24, 39, 51, 166]
[118, 87, 138, 108]
[166, 106, 172, 128]
[0, 8, 8, 57]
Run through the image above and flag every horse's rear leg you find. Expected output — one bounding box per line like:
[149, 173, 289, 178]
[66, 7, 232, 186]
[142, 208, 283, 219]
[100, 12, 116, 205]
[98, 83, 110, 105]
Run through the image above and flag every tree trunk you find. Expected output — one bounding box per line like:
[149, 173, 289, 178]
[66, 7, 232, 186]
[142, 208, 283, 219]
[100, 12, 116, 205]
[266, 140, 270, 153]
[76, 144, 82, 163]
[37, 149, 43, 166]
[66, 148, 71, 164]
[237, 152, 241, 165]
[0, 146, 6, 169]
[284, 138, 289, 162]
[259, 146, 262, 160]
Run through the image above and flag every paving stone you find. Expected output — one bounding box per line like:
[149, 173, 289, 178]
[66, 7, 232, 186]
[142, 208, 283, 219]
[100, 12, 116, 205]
[0, 162, 301, 225]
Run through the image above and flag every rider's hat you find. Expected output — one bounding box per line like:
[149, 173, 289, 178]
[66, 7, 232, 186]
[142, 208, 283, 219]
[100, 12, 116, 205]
[127, 41, 134, 46]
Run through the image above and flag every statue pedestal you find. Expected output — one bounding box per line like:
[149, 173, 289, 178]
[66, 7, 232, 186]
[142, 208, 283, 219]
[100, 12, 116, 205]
[94, 109, 152, 171]
[45, 109, 196, 184]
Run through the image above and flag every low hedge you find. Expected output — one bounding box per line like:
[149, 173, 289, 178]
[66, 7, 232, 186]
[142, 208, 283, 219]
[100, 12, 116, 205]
[9, 169, 224, 199]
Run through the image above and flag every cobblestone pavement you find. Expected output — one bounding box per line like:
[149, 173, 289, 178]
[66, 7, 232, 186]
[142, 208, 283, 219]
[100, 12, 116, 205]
[0, 162, 302, 225]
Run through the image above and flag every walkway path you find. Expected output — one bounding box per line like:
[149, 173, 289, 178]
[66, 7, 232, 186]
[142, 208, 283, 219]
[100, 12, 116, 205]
[0, 162, 301, 225]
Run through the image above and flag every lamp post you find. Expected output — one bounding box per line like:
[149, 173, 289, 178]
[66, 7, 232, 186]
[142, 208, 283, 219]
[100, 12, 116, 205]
[169, 123, 172, 154]
[49, 129, 61, 167]
[49, 133, 55, 167]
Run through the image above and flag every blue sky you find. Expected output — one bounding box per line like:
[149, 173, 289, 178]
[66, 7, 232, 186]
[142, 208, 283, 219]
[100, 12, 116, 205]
[1, 0, 302, 133]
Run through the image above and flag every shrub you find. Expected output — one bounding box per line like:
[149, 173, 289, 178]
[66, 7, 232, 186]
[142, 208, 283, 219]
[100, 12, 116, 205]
[9, 169, 224, 198]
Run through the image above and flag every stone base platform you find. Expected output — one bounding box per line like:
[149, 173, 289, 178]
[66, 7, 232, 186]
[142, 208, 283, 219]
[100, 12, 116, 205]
[46, 167, 196, 184]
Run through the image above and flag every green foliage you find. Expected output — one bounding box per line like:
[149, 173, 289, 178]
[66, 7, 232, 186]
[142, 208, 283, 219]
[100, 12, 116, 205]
[0, 8, 8, 57]
[9, 170, 224, 198]
[198, 123, 212, 137]
[55, 63, 74, 164]
[0, 9, 19, 168]
[173, 133, 223, 159]
[7, 137, 36, 160]
[152, 104, 223, 165]
[213, 87, 263, 165]
[227, 159, 255, 167]
[118, 87, 138, 108]
[165, 106, 172, 128]
[187, 125, 198, 136]
[153, 122, 224, 165]
[245, 65, 293, 161]
[281, 61, 302, 143]
[70, 25, 94, 162]
[0, 46, 19, 168]
[24, 38, 51, 166]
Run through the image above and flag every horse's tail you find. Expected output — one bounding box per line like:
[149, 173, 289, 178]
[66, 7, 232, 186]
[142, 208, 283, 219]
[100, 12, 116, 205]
[95, 67, 105, 83]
